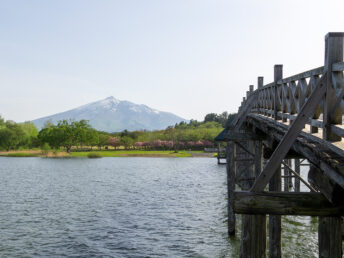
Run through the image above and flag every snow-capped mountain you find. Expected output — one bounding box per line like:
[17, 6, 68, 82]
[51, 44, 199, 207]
[31, 96, 187, 132]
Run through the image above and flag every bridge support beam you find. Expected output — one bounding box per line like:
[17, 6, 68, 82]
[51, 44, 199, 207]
[294, 159, 301, 192]
[269, 166, 282, 258]
[240, 132, 266, 258]
[226, 142, 236, 236]
[318, 216, 342, 258]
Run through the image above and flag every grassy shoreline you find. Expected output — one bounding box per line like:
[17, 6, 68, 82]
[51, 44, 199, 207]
[0, 150, 215, 158]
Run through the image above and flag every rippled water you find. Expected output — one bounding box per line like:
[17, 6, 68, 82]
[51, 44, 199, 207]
[0, 157, 317, 257]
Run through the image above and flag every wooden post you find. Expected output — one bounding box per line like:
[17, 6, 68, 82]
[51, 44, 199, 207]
[318, 32, 344, 258]
[227, 142, 236, 236]
[294, 159, 301, 192]
[318, 217, 342, 257]
[323, 33, 343, 141]
[258, 76, 263, 115]
[288, 159, 293, 189]
[269, 65, 283, 258]
[269, 166, 282, 258]
[274, 65, 283, 121]
[283, 160, 289, 192]
[240, 139, 266, 258]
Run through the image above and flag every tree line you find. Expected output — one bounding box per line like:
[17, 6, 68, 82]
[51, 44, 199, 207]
[0, 111, 235, 152]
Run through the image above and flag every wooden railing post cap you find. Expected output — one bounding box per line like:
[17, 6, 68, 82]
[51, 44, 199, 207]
[325, 32, 344, 39]
[249, 85, 254, 91]
[258, 77, 263, 89]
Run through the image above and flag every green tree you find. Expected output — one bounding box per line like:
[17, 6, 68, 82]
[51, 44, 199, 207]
[85, 128, 99, 149]
[19, 121, 39, 148]
[98, 133, 110, 149]
[0, 121, 26, 151]
[37, 120, 97, 153]
[120, 136, 134, 150]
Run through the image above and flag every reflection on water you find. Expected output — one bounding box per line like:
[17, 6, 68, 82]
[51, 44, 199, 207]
[0, 157, 317, 257]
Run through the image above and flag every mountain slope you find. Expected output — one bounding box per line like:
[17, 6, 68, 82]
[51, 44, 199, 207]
[31, 97, 187, 132]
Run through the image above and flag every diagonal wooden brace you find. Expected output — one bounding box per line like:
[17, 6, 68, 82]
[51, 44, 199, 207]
[250, 74, 327, 192]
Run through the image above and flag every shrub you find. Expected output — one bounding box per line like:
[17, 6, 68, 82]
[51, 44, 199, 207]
[87, 152, 102, 158]
[41, 142, 50, 155]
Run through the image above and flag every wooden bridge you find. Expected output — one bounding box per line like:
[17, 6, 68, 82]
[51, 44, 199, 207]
[216, 33, 344, 257]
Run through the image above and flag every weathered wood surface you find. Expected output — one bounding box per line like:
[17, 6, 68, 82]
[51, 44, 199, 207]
[294, 159, 301, 192]
[234, 191, 344, 216]
[251, 74, 327, 192]
[247, 114, 344, 190]
[308, 165, 344, 204]
[278, 66, 324, 84]
[332, 61, 344, 71]
[239, 137, 266, 258]
[268, 161, 281, 258]
[240, 214, 266, 258]
[226, 131, 264, 141]
[318, 216, 342, 258]
[226, 142, 236, 235]
[323, 33, 343, 141]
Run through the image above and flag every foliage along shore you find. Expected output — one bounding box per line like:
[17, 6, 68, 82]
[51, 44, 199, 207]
[0, 149, 215, 158]
[0, 111, 234, 153]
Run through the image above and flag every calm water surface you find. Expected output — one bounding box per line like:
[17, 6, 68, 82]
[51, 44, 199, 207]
[0, 157, 317, 257]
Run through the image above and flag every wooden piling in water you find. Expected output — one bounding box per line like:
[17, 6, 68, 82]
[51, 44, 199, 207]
[239, 87, 267, 257]
[226, 142, 236, 236]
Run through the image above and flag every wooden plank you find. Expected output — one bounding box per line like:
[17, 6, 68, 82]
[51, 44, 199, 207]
[277, 66, 324, 84]
[332, 61, 344, 71]
[263, 147, 304, 159]
[251, 74, 327, 192]
[225, 131, 264, 141]
[308, 165, 344, 204]
[330, 124, 344, 138]
[233, 191, 344, 216]
[318, 216, 342, 258]
[261, 82, 274, 90]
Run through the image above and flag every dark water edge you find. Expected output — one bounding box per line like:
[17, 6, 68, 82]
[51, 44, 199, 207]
[0, 157, 317, 257]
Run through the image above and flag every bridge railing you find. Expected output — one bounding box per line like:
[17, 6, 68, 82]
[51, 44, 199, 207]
[239, 33, 344, 143]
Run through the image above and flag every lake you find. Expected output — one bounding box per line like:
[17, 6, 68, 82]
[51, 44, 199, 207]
[0, 157, 317, 257]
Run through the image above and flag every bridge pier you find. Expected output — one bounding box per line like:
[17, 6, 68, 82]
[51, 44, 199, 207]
[239, 137, 266, 258]
[226, 142, 236, 236]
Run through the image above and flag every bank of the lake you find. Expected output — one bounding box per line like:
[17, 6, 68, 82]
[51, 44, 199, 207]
[0, 150, 215, 158]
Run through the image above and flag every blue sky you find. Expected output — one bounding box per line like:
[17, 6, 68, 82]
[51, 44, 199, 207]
[0, 0, 343, 122]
